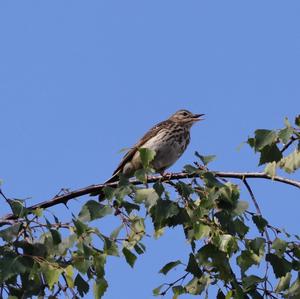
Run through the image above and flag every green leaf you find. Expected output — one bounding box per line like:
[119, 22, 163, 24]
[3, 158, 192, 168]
[253, 129, 278, 150]
[83, 243, 96, 259]
[102, 236, 119, 256]
[237, 250, 260, 273]
[64, 265, 74, 288]
[114, 184, 133, 201]
[185, 254, 202, 278]
[284, 117, 292, 128]
[50, 229, 62, 245]
[172, 285, 186, 297]
[232, 281, 247, 299]
[202, 172, 224, 188]
[139, 148, 156, 168]
[124, 216, 145, 247]
[233, 200, 249, 216]
[195, 152, 216, 166]
[295, 115, 300, 127]
[197, 244, 232, 280]
[233, 218, 249, 238]
[153, 182, 164, 197]
[150, 199, 180, 230]
[217, 290, 226, 299]
[185, 276, 209, 295]
[72, 252, 91, 273]
[193, 223, 210, 240]
[73, 218, 89, 236]
[33, 208, 43, 217]
[102, 186, 115, 200]
[275, 272, 291, 293]
[272, 238, 287, 256]
[0, 254, 27, 282]
[135, 188, 159, 209]
[264, 161, 277, 178]
[252, 215, 268, 233]
[286, 277, 300, 297]
[259, 144, 282, 165]
[266, 253, 292, 278]
[93, 253, 106, 278]
[292, 246, 300, 259]
[9, 199, 28, 218]
[122, 247, 137, 268]
[247, 290, 264, 299]
[0, 223, 21, 242]
[78, 200, 112, 222]
[242, 275, 264, 291]
[159, 260, 182, 275]
[154, 227, 164, 239]
[184, 164, 198, 173]
[279, 126, 294, 144]
[176, 181, 194, 197]
[110, 224, 124, 240]
[75, 273, 89, 297]
[134, 169, 148, 183]
[225, 291, 233, 299]
[247, 138, 255, 148]
[153, 284, 164, 296]
[93, 278, 108, 299]
[279, 150, 300, 173]
[120, 201, 140, 214]
[41, 264, 62, 290]
[249, 237, 265, 257]
[57, 234, 77, 256]
[218, 234, 238, 254]
[215, 183, 240, 210]
[134, 243, 146, 255]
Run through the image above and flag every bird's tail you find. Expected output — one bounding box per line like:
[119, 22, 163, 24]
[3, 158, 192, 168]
[103, 173, 119, 184]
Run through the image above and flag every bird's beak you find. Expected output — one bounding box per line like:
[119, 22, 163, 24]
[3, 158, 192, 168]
[191, 113, 205, 122]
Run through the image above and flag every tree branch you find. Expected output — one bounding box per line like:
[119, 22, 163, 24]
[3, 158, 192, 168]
[280, 135, 297, 154]
[1, 170, 299, 223]
[242, 179, 263, 215]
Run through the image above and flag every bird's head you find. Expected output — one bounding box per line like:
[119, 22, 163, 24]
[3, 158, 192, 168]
[170, 109, 204, 127]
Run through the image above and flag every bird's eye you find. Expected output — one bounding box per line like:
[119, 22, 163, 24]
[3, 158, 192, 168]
[182, 112, 188, 116]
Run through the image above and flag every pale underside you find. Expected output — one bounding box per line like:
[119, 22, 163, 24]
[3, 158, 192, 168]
[122, 128, 189, 176]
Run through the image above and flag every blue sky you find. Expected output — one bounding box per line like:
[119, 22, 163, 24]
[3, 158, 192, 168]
[1, 1, 299, 298]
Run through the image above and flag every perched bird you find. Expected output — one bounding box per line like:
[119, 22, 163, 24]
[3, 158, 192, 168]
[104, 109, 204, 184]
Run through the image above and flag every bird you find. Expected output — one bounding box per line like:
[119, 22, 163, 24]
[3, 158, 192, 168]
[104, 109, 204, 184]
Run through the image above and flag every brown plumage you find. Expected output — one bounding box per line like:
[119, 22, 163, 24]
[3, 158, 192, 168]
[104, 109, 204, 184]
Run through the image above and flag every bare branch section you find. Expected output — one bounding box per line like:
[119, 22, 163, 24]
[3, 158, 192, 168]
[1, 170, 299, 222]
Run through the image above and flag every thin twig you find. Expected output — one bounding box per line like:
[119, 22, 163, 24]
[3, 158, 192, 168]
[243, 179, 263, 215]
[52, 285, 62, 298]
[160, 273, 189, 296]
[58, 281, 69, 298]
[280, 136, 297, 154]
[0, 189, 14, 212]
[243, 178, 271, 299]
[62, 273, 76, 297]
[243, 179, 271, 250]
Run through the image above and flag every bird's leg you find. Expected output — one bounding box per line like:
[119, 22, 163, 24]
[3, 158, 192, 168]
[159, 169, 174, 186]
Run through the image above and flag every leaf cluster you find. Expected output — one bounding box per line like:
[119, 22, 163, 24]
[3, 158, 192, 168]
[0, 115, 299, 298]
[247, 116, 300, 176]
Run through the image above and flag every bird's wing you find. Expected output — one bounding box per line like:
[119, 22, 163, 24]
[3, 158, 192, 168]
[111, 119, 171, 176]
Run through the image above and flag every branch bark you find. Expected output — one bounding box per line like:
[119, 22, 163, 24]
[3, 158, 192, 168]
[1, 170, 299, 223]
